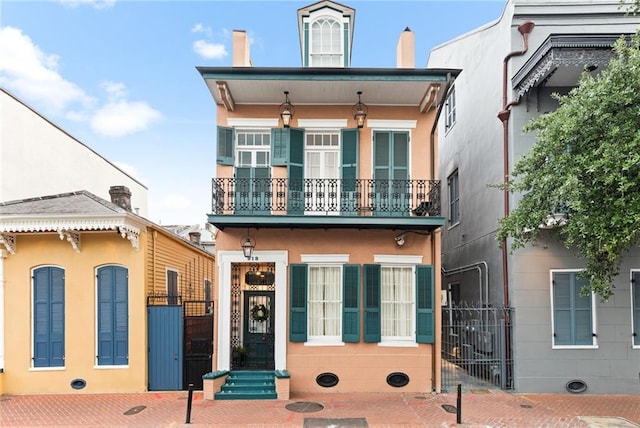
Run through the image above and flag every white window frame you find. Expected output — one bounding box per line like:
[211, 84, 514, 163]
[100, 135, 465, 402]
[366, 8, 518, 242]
[550, 269, 598, 349]
[235, 128, 271, 168]
[445, 85, 456, 132]
[309, 11, 344, 67]
[448, 169, 460, 227]
[374, 255, 422, 347]
[301, 254, 349, 346]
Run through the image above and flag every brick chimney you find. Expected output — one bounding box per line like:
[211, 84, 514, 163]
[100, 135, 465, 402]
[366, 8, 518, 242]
[109, 186, 132, 211]
[188, 231, 201, 244]
[396, 27, 415, 68]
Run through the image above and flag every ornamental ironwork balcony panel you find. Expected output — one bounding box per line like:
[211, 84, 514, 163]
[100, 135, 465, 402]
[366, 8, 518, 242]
[211, 178, 440, 217]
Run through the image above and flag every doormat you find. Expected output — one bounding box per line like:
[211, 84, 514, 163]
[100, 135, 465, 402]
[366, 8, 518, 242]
[286, 401, 324, 413]
[304, 418, 368, 427]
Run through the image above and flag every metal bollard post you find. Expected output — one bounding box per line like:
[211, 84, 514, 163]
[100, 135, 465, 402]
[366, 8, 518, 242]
[456, 383, 462, 424]
[185, 383, 194, 424]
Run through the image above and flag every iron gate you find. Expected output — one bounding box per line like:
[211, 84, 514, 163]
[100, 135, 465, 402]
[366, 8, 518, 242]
[183, 300, 214, 389]
[441, 305, 513, 392]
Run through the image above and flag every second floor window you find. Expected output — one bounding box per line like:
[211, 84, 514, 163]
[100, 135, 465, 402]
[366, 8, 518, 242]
[445, 86, 456, 130]
[448, 170, 460, 225]
[236, 129, 270, 168]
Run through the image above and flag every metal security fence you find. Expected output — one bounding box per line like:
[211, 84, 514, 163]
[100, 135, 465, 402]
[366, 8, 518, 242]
[441, 305, 514, 392]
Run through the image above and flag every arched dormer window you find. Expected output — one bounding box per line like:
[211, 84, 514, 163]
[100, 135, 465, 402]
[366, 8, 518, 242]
[310, 17, 342, 67]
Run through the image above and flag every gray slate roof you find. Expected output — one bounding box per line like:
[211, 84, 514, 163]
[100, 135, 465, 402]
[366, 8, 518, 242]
[0, 191, 127, 216]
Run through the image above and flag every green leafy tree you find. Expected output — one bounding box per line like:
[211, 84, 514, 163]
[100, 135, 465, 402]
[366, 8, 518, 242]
[497, 32, 640, 301]
[621, 0, 640, 14]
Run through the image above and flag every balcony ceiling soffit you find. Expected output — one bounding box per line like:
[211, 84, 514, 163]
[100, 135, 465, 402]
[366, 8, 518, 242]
[512, 34, 624, 102]
[199, 67, 459, 111]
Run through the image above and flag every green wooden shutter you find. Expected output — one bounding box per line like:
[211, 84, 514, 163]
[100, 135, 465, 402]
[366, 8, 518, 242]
[363, 264, 381, 342]
[633, 272, 640, 346]
[341, 128, 358, 189]
[290, 264, 308, 342]
[416, 265, 435, 343]
[271, 128, 288, 166]
[288, 128, 305, 215]
[217, 126, 234, 165]
[342, 264, 360, 343]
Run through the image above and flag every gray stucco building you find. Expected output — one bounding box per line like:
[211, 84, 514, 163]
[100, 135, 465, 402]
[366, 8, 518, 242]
[428, 0, 640, 394]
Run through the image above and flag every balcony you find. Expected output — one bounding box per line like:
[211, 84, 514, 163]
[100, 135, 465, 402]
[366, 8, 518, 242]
[209, 178, 445, 231]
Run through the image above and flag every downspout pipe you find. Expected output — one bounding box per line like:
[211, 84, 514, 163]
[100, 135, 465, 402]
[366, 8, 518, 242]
[442, 261, 489, 308]
[497, 21, 534, 309]
[430, 72, 454, 182]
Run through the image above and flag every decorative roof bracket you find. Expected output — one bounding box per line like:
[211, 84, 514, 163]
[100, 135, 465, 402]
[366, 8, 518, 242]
[58, 230, 81, 253]
[118, 226, 140, 251]
[0, 232, 16, 255]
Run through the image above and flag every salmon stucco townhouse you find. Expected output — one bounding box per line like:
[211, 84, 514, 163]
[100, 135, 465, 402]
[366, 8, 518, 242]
[199, 1, 460, 399]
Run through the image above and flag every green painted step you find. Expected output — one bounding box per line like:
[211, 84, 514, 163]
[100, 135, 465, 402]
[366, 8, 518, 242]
[214, 371, 277, 400]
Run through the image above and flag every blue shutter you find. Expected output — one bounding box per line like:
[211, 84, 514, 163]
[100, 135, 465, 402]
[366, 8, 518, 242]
[342, 264, 360, 343]
[573, 275, 593, 345]
[363, 264, 381, 342]
[33, 267, 65, 367]
[416, 265, 435, 344]
[290, 264, 307, 342]
[341, 129, 358, 215]
[553, 273, 572, 345]
[217, 126, 234, 165]
[553, 272, 593, 346]
[113, 266, 129, 365]
[98, 266, 129, 365]
[633, 272, 640, 346]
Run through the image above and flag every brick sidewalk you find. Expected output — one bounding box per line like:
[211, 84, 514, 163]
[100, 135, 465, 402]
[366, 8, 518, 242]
[1, 390, 639, 427]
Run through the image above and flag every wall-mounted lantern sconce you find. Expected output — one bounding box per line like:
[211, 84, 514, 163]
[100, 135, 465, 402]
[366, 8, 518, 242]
[279, 91, 295, 128]
[241, 235, 256, 259]
[353, 91, 368, 128]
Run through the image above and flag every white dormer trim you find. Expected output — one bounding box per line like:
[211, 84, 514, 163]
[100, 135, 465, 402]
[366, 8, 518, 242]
[367, 119, 417, 130]
[226, 118, 279, 128]
[297, 119, 347, 129]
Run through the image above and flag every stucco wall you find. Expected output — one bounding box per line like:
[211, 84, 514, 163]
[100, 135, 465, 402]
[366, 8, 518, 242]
[2, 231, 147, 394]
[216, 228, 439, 393]
[0, 89, 148, 216]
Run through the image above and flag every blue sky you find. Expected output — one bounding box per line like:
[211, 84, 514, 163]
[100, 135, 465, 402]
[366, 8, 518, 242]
[1, 0, 506, 226]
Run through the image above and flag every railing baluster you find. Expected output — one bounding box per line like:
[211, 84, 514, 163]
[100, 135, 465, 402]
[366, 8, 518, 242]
[209, 178, 441, 216]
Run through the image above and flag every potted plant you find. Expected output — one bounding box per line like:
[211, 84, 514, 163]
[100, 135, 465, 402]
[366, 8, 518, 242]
[232, 346, 247, 368]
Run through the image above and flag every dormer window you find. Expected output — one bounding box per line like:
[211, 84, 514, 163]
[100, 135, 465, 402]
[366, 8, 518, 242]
[310, 17, 342, 67]
[298, 1, 354, 68]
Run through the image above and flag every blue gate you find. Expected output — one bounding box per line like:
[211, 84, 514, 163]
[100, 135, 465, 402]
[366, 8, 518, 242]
[148, 304, 183, 390]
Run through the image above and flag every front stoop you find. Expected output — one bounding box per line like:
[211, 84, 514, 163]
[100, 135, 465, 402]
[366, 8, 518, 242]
[214, 371, 277, 400]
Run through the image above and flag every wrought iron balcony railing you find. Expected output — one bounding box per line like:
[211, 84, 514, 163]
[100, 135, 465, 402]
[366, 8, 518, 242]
[211, 178, 440, 217]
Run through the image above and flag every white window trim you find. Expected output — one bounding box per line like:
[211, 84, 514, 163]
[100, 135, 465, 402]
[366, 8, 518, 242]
[631, 269, 640, 349]
[298, 119, 347, 128]
[374, 257, 420, 345]
[550, 269, 598, 350]
[227, 118, 278, 128]
[166, 268, 179, 296]
[374, 254, 423, 265]
[301, 254, 349, 263]
[302, 256, 347, 346]
[367, 119, 417, 130]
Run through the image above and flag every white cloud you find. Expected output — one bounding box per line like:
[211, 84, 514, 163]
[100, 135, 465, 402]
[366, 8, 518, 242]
[91, 98, 162, 137]
[0, 26, 95, 113]
[193, 39, 227, 60]
[58, 0, 116, 9]
[191, 23, 213, 39]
